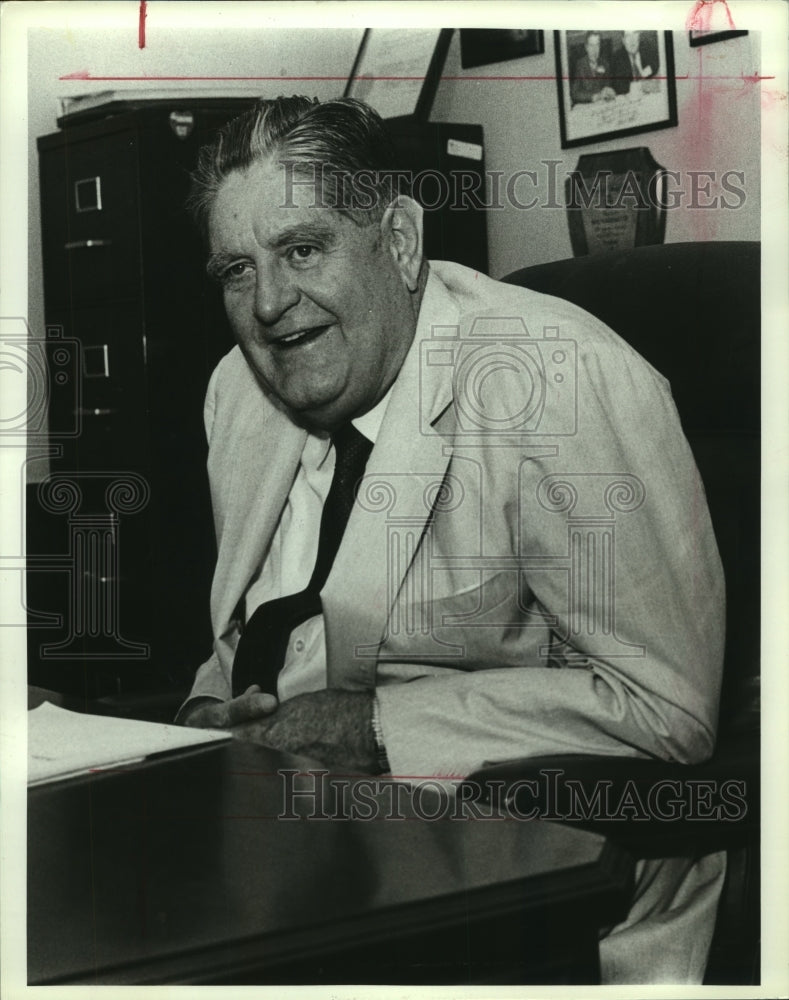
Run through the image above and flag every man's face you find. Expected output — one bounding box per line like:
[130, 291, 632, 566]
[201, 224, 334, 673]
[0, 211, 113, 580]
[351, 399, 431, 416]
[623, 32, 640, 55]
[585, 34, 601, 62]
[207, 157, 417, 431]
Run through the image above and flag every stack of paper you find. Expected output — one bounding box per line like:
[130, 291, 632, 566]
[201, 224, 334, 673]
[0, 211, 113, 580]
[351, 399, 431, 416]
[28, 702, 230, 786]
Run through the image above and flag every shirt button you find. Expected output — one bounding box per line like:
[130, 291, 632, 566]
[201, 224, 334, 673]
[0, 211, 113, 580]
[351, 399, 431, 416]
[293, 638, 305, 653]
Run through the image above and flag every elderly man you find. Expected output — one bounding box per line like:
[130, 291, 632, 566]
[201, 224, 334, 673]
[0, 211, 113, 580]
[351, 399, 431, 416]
[179, 96, 725, 982]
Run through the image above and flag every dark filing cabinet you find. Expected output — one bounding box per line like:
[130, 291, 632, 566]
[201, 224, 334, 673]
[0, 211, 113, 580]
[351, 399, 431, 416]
[30, 101, 254, 704]
[30, 102, 488, 706]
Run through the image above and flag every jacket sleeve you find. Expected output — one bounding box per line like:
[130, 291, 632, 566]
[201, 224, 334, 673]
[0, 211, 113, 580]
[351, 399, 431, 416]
[376, 319, 725, 779]
[175, 359, 233, 721]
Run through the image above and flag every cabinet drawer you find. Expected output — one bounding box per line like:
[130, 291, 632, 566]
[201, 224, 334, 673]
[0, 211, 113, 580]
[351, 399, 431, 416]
[46, 304, 148, 470]
[39, 131, 142, 305]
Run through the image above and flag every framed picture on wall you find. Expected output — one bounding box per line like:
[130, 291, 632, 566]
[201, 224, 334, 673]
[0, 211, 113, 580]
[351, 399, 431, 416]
[554, 30, 677, 149]
[344, 28, 453, 120]
[459, 29, 544, 68]
[689, 29, 748, 46]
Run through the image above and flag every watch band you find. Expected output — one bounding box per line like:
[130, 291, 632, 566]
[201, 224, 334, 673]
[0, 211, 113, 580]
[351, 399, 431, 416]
[370, 695, 391, 775]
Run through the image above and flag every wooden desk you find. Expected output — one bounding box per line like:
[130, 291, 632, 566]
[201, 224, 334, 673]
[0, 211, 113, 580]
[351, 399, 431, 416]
[28, 739, 633, 985]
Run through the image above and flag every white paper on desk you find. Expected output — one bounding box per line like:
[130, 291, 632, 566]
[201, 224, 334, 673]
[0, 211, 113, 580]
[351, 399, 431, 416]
[28, 702, 231, 786]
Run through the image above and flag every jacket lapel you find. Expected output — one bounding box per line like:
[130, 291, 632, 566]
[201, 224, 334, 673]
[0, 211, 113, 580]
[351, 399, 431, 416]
[323, 269, 460, 687]
[211, 385, 306, 642]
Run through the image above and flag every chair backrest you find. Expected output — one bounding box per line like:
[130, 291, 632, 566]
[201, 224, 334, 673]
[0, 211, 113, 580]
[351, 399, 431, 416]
[503, 241, 760, 733]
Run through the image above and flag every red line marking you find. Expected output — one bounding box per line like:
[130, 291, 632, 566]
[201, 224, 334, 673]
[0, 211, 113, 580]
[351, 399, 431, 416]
[138, 1, 147, 50]
[226, 770, 466, 781]
[58, 72, 775, 83]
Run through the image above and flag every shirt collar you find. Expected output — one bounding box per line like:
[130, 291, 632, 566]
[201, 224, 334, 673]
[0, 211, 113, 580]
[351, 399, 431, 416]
[304, 380, 395, 472]
[351, 383, 393, 444]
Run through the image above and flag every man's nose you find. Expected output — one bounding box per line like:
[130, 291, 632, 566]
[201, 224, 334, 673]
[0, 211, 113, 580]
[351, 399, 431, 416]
[252, 263, 299, 327]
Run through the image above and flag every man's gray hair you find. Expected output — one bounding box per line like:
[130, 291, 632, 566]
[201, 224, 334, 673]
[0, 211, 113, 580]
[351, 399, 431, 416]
[188, 96, 401, 240]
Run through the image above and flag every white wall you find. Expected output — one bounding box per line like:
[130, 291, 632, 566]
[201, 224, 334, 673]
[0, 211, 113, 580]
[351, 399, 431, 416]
[432, 30, 761, 277]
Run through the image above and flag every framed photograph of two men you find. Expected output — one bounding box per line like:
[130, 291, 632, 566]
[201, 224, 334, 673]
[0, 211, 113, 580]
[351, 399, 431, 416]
[555, 30, 677, 148]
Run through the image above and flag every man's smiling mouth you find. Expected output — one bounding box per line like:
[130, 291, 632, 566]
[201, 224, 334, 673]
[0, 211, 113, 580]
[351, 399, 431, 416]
[275, 325, 331, 348]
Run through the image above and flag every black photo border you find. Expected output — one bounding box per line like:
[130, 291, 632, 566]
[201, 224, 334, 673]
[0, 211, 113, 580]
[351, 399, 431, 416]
[554, 30, 678, 150]
[689, 29, 749, 47]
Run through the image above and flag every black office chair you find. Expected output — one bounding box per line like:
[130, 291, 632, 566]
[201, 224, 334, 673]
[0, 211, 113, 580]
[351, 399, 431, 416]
[465, 241, 760, 984]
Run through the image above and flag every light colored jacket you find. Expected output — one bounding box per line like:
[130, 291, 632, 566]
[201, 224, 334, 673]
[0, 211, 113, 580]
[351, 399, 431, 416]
[185, 261, 725, 778]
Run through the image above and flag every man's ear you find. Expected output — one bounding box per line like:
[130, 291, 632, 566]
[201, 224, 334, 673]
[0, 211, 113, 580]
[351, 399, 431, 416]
[381, 195, 424, 292]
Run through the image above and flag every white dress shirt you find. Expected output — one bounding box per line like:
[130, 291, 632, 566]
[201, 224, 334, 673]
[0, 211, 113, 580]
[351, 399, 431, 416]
[243, 389, 392, 702]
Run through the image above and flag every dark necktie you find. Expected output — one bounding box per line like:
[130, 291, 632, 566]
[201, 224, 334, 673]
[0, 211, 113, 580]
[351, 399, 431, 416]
[231, 423, 373, 697]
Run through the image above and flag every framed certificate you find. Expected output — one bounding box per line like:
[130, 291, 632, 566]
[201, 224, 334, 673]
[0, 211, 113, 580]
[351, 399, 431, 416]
[344, 28, 453, 120]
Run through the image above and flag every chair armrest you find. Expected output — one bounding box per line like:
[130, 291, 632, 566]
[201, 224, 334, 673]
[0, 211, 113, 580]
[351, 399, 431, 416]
[464, 730, 759, 858]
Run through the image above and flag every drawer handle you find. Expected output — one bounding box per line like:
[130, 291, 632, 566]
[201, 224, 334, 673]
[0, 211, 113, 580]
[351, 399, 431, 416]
[75, 407, 116, 417]
[64, 239, 112, 250]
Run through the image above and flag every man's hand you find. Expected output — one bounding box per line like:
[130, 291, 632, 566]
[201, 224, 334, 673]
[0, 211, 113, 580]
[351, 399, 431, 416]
[231, 689, 379, 774]
[181, 685, 277, 728]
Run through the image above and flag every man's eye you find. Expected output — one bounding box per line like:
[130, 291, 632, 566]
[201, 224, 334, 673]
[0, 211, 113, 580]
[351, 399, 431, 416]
[226, 262, 249, 279]
[217, 261, 252, 286]
[288, 245, 318, 263]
